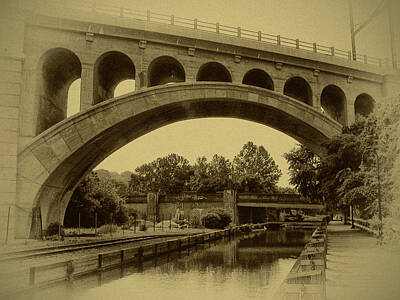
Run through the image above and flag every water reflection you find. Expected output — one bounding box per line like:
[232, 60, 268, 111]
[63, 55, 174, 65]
[15, 230, 310, 300]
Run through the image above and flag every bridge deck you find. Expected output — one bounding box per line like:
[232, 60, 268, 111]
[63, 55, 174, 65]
[326, 223, 400, 300]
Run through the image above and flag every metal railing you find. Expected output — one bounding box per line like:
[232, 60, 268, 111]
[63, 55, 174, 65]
[17, 0, 392, 69]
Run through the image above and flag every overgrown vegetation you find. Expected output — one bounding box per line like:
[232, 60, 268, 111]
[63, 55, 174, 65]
[202, 208, 232, 229]
[284, 94, 400, 240]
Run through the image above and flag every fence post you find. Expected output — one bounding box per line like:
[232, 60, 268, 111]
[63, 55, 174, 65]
[5, 206, 10, 243]
[29, 267, 36, 286]
[258, 31, 261, 41]
[216, 22, 219, 34]
[78, 211, 81, 239]
[94, 212, 97, 236]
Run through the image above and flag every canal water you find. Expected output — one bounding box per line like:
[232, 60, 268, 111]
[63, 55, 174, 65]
[15, 229, 311, 300]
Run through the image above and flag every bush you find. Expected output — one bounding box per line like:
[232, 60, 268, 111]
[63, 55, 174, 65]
[46, 222, 65, 237]
[97, 224, 119, 235]
[202, 212, 221, 229]
[202, 208, 232, 229]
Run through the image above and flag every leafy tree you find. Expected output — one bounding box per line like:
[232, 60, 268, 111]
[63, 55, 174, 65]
[283, 145, 321, 201]
[233, 142, 282, 192]
[64, 172, 127, 228]
[129, 153, 192, 194]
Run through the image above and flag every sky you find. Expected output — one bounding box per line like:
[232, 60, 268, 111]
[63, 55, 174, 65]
[67, 0, 392, 187]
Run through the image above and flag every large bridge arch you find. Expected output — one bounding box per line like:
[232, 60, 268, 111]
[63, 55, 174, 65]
[17, 83, 341, 238]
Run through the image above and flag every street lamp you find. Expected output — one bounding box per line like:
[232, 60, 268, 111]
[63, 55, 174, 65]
[362, 148, 383, 241]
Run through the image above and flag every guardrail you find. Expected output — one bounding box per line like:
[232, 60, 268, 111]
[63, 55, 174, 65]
[16, 0, 392, 69]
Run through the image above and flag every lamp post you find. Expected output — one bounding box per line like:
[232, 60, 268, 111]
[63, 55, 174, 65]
[362, 148, 383, 241]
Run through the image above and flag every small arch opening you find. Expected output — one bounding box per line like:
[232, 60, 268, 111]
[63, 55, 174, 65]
[148, 56, 185, 87]
[354, 93, 375, 117]
[321, 85, 346, 126]
[114, 80, 136, 97]
[197, 62, 232, 82]
[36, 48, 81, 134]
[67, 79, 81, 117]
[283, 77, 312, 105]
[93, 51, 135, 104]
[242, 69, 274, 90]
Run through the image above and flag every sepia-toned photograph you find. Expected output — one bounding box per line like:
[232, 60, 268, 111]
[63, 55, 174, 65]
[0, 0, 399, 299]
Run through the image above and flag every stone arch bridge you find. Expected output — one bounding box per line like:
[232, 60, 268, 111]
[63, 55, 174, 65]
[1, 0, 399, 238]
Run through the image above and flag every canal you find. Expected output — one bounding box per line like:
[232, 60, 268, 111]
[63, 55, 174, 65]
[14, 229, 311, 300]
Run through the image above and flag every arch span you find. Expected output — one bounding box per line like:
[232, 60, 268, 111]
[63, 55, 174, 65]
[17, 83, 341, 238]
[36, 48, 82, 135]
[93, 51, 135, 104]
[354, 93, 375, 117]
[242, 69, 274, 90]
[283, 77, 312, 105]
[197, 62, 232, 82]
[148, 56, 185, 87]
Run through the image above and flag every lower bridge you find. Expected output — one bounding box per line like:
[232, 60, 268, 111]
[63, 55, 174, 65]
[125, 191, 325, 225]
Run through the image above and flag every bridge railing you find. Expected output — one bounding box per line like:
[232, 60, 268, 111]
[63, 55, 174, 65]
[17, 0, 392, 69]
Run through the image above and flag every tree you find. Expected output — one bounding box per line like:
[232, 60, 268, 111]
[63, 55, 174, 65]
[189, 155, 232, 193]
[283, 145, 321, 201]
[233, 142, 282, 192]
[64, 172, 127, 228]
[129, 153, 192, 194]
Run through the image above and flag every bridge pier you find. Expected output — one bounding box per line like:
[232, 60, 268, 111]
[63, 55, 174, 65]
[80, 62, 95, 111]
[0, 6, 25, 242]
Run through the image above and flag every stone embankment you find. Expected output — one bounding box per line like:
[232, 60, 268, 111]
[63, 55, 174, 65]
[275, 223, 328, 300]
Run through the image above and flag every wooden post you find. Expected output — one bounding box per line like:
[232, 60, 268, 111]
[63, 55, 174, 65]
[29, 267, 35, 286]
[94, 212, 97, 236]
[78, 211, 81, 239]
[98, 254, 103, 269]
[5, 206, 10, 243]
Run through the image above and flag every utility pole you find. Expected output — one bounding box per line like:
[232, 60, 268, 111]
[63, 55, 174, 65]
[348, 0, 394, 67]
[348, 0, 357, 61]
[387, 0, 398, 69]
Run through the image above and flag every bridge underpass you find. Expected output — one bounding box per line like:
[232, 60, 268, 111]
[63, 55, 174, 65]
[236, 194, 324, 224]
[1, 0, 399, 241]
